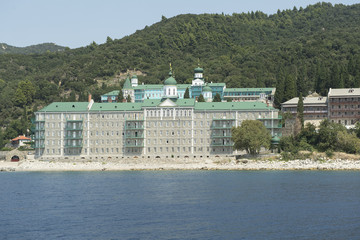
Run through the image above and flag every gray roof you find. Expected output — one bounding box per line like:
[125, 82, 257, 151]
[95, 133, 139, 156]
[328, 88, 360, 97]
[282, 97, 327, 106]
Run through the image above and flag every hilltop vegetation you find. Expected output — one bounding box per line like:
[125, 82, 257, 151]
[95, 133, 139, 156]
[0, 43, 67, 54]
[0, 2, 360, 142]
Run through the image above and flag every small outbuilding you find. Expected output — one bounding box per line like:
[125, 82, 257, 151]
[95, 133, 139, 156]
[11, 135, 31, 148]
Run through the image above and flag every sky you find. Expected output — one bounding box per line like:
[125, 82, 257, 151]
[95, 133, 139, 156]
[1, 0, 359, 49]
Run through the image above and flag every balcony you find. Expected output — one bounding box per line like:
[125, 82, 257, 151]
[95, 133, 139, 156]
[125, 125, 144, 130]
[65, 135, 83, 140]
[125, 135, 144, 139]
[33, 135, 45, 140]
[65, 126, 83, 131]
[66, 119, 83, 122]
[264, 124, 282, 129]
[35, 126, 45, 131]
[125, 119, 144, 122]
[124, 143, 144, 147]
[34, 144, 45, 149]
[212, 118, 236, 121]
[211, 142, 234, 147]
[211, 134, 232, 138]
[65, 143, 83, 148]
[211, 125, 234, 129]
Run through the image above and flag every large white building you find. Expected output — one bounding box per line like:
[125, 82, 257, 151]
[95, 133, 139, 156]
[33, 70, 281, 160]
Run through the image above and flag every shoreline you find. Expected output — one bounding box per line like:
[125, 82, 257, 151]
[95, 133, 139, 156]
[1, 158, 360, 172]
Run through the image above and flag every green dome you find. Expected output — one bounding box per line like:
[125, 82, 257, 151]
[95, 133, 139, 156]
[132, 74, 137, 79]
[194, 67, 203, 73]
[164, 76, 177, 85]
[271, 135, 280, 144]
[164, 70, 177, 85]
[203, 85, 212, 92]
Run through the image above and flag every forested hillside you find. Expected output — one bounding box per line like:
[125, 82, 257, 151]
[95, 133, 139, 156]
[0, 2, 360, 142]
[0, 43, 66, 54]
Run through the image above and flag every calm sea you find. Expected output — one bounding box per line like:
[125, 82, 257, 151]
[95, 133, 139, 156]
[1, 171, 360, 240]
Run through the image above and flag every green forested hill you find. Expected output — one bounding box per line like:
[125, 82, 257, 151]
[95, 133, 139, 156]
[0, 2, 360, 140]
[0, 43, 66, 54]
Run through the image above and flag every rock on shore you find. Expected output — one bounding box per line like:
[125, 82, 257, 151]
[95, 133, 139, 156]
[1, 158, 360, 172]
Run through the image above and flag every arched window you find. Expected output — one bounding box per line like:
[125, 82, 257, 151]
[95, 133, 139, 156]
[173, 89, 175, 95]
[168, 89, 171, 95]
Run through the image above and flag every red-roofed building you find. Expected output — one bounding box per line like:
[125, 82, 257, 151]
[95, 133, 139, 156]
[11, 135, 31, 147]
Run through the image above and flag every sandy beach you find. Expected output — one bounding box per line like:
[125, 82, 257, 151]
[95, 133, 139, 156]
[1, 157, 360, 171]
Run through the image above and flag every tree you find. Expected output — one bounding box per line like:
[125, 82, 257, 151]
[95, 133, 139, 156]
[283, 74, 296, 101]
[336, 131, 360, 154]
[15, 79, 36, 106]
[213, 93, 221, 102]
[117, 90, 124, 102]
[0, 128, 5, 149]
[198, 94, 205, 102]
[184, 87, 190, 99]
[232, 120, 271, 155]
[297, 92, 304, 129]
[126, 94, 132, 103]
[317, 119, 346, 151]
[106, 36, 113, 44]
[274, 71, 285, 108]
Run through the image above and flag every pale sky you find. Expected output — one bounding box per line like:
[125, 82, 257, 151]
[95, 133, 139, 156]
[1, 0, 358, 48]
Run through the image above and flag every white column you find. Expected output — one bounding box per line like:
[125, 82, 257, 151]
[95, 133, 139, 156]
[60, 113, 64, 157]
[144, 110, 146, 155]
[271, 110, 274, 136]
[191, 108, 194, 154]
[87, 113, 90, 156]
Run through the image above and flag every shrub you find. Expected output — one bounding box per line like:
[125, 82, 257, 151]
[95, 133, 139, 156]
[325, 150, 334, 158]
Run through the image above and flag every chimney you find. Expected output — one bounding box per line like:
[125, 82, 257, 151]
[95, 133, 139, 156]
[88, 93, 92, 102]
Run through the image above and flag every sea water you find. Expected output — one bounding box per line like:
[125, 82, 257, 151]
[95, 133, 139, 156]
[1, 171, 360, 240]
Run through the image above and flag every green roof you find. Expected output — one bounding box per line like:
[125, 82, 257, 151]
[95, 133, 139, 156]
[38, 100, 274, 113]
[142, 98, 195, 107]
[90, 103, 142, 111]
[194, 101, 275, 111]
[38, 102, 89, 112]
[132, 75, 137, 79]
[123, 77, 132, 89]
[208, 83, 225, 87]
[177, 84, 191, 89]
[102, 90, 120, 96]
[224, 88, 275, 93]
[134, 84, 163, 90]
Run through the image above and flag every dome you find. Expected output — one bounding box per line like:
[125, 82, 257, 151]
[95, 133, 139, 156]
[194, 67, 203, 73]
[203, 85, 212, 92]
[164, 70, 177, 85]
[131, 74, 138, 79]
[164, 76, 177, 85]
[271, 135, 280, 144]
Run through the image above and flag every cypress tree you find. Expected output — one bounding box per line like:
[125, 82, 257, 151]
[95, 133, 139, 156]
[117, 89, 124, 102]
[274, 73, 285, 108]
[198, 94, 205, 102]
[126, 95, 131, 103]
[184, 87, 190, 98]
[297, 92, 304, 129]
[284, 74, 296, 101]
[213, 93, 221, 102]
